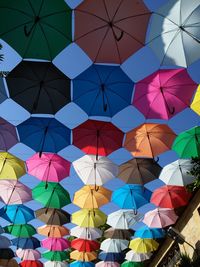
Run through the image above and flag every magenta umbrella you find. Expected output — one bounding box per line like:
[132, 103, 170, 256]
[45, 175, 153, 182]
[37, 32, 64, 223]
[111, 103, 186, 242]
[16, 248, 41, 261]
[41, 237, 71, 251]
[133, 69, 197, 120]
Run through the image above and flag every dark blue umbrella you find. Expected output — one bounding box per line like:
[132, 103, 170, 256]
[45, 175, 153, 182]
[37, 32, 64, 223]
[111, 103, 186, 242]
[98, 252, 125, 262]
[73, 65, 134, 117]
[134, 226, 165, 239]
[12, 237, 40, 249]
[17, 117, 71, 155]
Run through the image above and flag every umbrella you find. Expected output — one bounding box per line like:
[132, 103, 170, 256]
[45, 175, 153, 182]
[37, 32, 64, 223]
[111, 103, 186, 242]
[70, 251, 97, 262]
[124, 123, 176, 158]
[134, 226, 165, 239]
[151, 185, 191, 209]
[172, 126, 200, 158]
[0, 180, 32, 205]
[191, 85, 200, 116]
[32, 181, 71, 208]
[0, 117, 18, 151]
[0, 204, 35, 224]
[143, 208, 178, 228]
[118, 158, 162, 185]
[129, 238, 159, 253]
[0, 248, 15, 259]
[26, 153, 70, 183]
[133, 69, 197, 120]
[73, 155, 118, 186]
[71, 238, 99, 252]
[72, 209, 107, 228]
[73, 65, 133, 117]
[0, 236, 11, 248]
[37, 225, 69, 238]
[70, 262, 94, 267]
[17, 117, 70, 155]
[0, 226, 4, 234]
[73, 120, 123, 158]
[42, 237, 70, 251]
[4, 224, 36, 237]
[121, 261, 144, 267]
[16, 249, 41, 261]
[107, 210, 142, 229]
[125, 251, 152, 262]
[0, 152, 25, 180]
[98, 252, 125, 262]
[19, 261, 43, 267]
[74, 0, 151, 63]
[147, 0, 200, 67]
[45, 262, 68, 267]
[70, 226, 102, 240]
[104, 228, 134, 240]
[112, 185, 148, 210]
[0, 0, 72, 60]
[0, 259, 19, 267]
[12, 237, 40, 249]
[100, 238, 129, 253]
[73, 185, 112, 208]
[6, 61, 71, 114]
[35, 208, 70, 225]
[43, 250, 70, 261]
[96, 262, 120, 267]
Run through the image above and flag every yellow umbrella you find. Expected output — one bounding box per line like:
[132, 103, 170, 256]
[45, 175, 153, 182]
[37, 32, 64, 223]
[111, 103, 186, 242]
[73, 185, 112, 208]
[71, 208, 107, 227]
[191, 85, 200, 115]
[0, 152, 26, 179]
[129, 238, 159, 253]
[70, 251, 97, 262]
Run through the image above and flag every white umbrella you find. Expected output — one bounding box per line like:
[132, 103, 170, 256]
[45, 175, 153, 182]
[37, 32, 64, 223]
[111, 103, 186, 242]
[159, 159, 195, 186]
[72, 154, 118, 185]
[70, 226, 102, 240]
[100, 238, 129, 253]
[44, 262, 68, 267]
[0, 236, 11, 248]
[125, 250, 152, 262]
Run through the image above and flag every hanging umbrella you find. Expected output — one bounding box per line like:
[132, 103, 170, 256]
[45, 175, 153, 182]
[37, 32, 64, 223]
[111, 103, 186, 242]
[32, 182, 71, 208]
[17, 117, 70, 155]
[100, 238, 129, 253]
[37, 225, 69, 238]
[129, 238, 159, 253]
[124, 123, 176, 158]
[125, 251, 152, 262]
[35, 208, 70, 225]
[191, 85, 200, 116]
[0, 152, 25, 180]
[0, 236, 11, 248]
[121, 261, 144, 267]
[98, 252, 125, 262]
[70, 226, 102, 240]
[73, 155, 118, 186]
[0, 117, 18, 151]
[43, 250, 70, 261]
[16, 249, 41, 261]
[143, 208, 178, 228]
[6, 61, 71, 114]
[0, 0, 72, 60]
[42, 237, 70, 251]
[104, 228, 134, 240]
[70, 262, 94, 267]
[118, 158, 162, 185]
[26, 153, 70, 183]
[74, 0, 151, 63]
[73, 65, 133, 117]
[147, 0, 200, 67]
[19, 261, 43, 267]
[45, 262, 68, 267]
[0, 248, 15, 259]
[134, 226, 165, 239]
[72, 209, 107, 228]
[0, 180, 32, 205]
[71, 238, 99, 252]
[70, 251, 97, 262]
[96, 262, 120, 267]
[73, 120, 124, 158]
[0, 259, 19, 267]
[12, 237, 40, 249]
[0, 78, 7, 103]
[133, 69, 197, 120]
[172, 126, 200, 158]
[73, 185, 111, 208]
[0, 226, 4, 234]
[4, 224, 36, 238]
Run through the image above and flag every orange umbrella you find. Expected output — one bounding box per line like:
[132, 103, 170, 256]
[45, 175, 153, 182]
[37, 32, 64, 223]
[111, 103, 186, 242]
[124, 123, 176, 158]
[70, 251, 97, 261]
[37, 225, 69, 238]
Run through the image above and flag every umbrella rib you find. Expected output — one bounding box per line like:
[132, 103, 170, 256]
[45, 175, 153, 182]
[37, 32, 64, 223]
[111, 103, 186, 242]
[74, 24, 108, 42]
[43, 84, 70, 98]
[106, 85, 131, 103]
[94, 26, 111, 62]
[114, 12, 151, 24]
[112, 0, 125, 22]
[0, 20, 34, 37]
[74, 77, 99, 86]
[75, 9, 108, 24]
[102, 0, 112, 22]
[0, 6, 33, 17]
[9, 83, 40, 98]
[38, 21, 53, 60]
[73, 86, 100, 101]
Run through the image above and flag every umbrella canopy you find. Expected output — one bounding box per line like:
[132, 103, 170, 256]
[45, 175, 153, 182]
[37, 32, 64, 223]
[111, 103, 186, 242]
[0, 0, 72, 60]
[17, 117, 70, 155]
[32, 182, 71, 208]
[74, 0, 151, 63]
[73, 120, 124, 157]
[12, 237, 40, 249]
[0, 78, 7, 103]
[0, 259, 19, 267]
[16, 249, 41, 261]
[70, 262, 94, 267]
[143, 208, 178, 228]
[172, 126, 200, 158]
[72, 209, 107, 228]
[96, 262, 120, 267]
[73, 155, 118, 186]
[133, 69, 197, 120]
[0, 236, 11, 248]
[19, 261, 43, 267]
[98, 252, 125, 262]
[73, 185, 112, 209]
[134, 226, 165, 239]
[37, 225, 69, 238]
[125, 251, 152, 262]
[124, 123, 176, 158]
[42, 237, 70, 251]
[73, 65, 133, 117]
[4, 224, 36, 238]
[129, 238, 159, 253]
[70, 226, 102, 240]
[70, 251, 97, 262]
[118, 158, 162, 185]
[100, 238, 129, 253]
[45, 262, 68, 267]
[104, 228, 134, 240]
[121, 261, 144, 267]
[191, 85, 200, 116]
[0, 117, 18, 151]
[35, 208, 70, 225]
[0, 180, 32, 205]
[26, 153, 70, 183]
[43, 251, 69, 261]
[71, 238, 100, 252]
[0, 248, 15, 259]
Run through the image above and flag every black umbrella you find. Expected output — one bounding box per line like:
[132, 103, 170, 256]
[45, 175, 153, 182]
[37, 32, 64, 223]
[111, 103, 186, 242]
[0, 248, 15, 259]
[0, 78, 7, 103]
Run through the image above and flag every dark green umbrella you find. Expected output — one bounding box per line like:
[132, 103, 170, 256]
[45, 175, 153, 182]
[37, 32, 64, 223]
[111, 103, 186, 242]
[42, 250, 70, 261]
[4, 224, 36, 237]
[35, 207, 70, 225]
[0, 0, 72, 60]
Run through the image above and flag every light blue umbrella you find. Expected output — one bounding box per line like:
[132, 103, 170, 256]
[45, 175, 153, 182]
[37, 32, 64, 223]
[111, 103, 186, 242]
[70, 261, 95, 267]
[134, 226, 165, 239]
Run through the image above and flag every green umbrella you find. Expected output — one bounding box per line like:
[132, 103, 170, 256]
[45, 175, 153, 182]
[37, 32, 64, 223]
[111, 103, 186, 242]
[172, 126, 200, 158]
[0, 0, 72, 60]
[4, 224, 36, 237]
[42, 250, 70, 261]
[121, 261, 144, 267]
[32, 182, 71, 208]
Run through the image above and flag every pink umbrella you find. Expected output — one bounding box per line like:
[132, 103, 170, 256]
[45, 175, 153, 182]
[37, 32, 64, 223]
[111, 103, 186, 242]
[41, 237, 71, 251]
[133, 69, 197, 120]
[143, 207, 178, 228]
[96, 262, 120, 267]
[0, 180, 32, 204]
[16, 248, 41, 260]
[26, 153, 71, 183]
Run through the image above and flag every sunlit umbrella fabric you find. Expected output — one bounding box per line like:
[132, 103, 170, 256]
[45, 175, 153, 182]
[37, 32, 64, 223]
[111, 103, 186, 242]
[4, 224, 36, 238]
[42, 250, 69, 261]
[16, 249, 41, 261]
[125, 250, 152, 262]
[129, 238, 159, 253]
[104, 228, 134, 240]
[121, 261, 144, 267]
[44, 262, 68, 267]
[96, 262, 120, 267]
[37, 225, 69, 238]
[19, 260, 43, 267]
[71, 238, 100, 252]
[191, 85, 200, 116]
[35, 208, 70, 225]
[134, 226, 165, 239]
[70, 226, 102, 240]
[42, 237, 70, 251]
[70, 251, 97, 262]
[70, 261, 94, 267]
[100, 238, 129, 252]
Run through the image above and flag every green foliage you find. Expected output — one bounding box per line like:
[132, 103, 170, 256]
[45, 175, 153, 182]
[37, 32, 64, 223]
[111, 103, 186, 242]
[187, 157, 200, 192]
[178, 253, 193, 267]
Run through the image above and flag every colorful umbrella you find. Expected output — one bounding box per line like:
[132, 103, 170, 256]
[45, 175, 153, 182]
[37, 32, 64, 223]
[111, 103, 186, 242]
[4, 224, 36, 238]
[125, 251, 152, 262]
[43, 251, 69, 261]
[104, 228, 134, 240]
[129, 238, 159, 253]
[70, 262, 94, 267]
[0, 226, 4, 234]
[100, 238, 129, 253]
[0, 0, 72, 60]
[70, 251, 97, 262]
[73, 155, 118, 186]
[12, 237, 40, 249]
[0, 117, 18, 151]
[37, 225, 69, 238]
[70, 227, 102, 240]
[124, 123, 176, 158]
[96, 262, 120, 267]
[121, 261, 144, 267]
[0, 259, 19, 267]
[0, 248, 15, 259]
[98, 252, 125, 262]
[16, 249, 41, 261]
[133, 69, 197, 120]
[71, 238, 100, 252]
[191, 85, 200, 116]
[19, 260, 43, 267]
[134, 226, 165, 239]
[35, 208, 70, 225]
[74, 0, 151, 63]
[42, 237, 70, 251]
[44, 262, 68, 267]
[0, 236, 11, 248]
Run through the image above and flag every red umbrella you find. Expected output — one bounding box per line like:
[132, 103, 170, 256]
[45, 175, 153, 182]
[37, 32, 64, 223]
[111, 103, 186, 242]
[20, 261, 43, 267]
[71, 238, 100, 252]
[74, 0, 151, 63]
[151, 185, 191, 209]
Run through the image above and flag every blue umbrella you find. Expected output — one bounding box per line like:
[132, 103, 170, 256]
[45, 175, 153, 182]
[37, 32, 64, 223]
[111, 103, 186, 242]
[12, 237, 40, 249]
[17, 117, 70, 155]
[134, 226, 165, 239]
[73, 65, 134, 117]
[0, 204, 34, 224]
[70, 262, 95, 267]
[98, 252, 125, 262]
